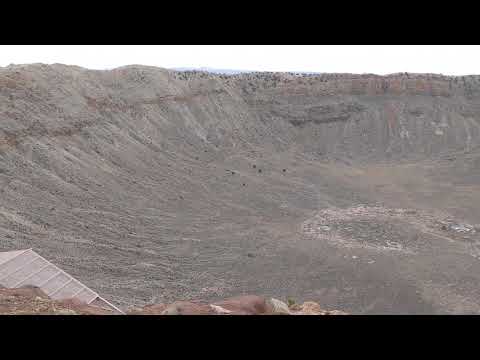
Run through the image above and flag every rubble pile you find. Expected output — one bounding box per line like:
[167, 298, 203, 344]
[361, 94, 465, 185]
[0, 287, 347, 315]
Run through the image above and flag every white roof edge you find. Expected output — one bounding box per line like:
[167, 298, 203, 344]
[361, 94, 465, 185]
[95, 296, 125, 314]
[1, 248, 124, 314]
[31, 250, 98, 294]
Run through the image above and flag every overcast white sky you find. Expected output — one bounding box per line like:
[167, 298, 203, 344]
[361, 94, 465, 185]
[0, 45, 479, 75]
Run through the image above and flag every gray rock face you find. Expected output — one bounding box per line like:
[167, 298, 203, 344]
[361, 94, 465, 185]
[2, 64, 480, 314]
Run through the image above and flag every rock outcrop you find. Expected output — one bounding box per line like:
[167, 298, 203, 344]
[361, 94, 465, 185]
[129, 295, 347, 315]
[0, 287, 347, 315]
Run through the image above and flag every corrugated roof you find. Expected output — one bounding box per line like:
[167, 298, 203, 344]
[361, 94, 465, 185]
[0, 249, 123, 314]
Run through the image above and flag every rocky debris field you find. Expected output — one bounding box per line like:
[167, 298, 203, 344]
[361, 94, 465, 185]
[302, 205, 480, 256]
[0, 286, 347, 315]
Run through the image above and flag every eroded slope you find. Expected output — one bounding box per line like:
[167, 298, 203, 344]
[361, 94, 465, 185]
[1, 64, 480, 313]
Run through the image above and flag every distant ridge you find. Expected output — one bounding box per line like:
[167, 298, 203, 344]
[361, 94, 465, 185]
[170, 67, 329, 75]
[171, 67, 253, 75]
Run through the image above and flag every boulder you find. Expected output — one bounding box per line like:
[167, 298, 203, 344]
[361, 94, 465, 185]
[213, 295, 269, 315]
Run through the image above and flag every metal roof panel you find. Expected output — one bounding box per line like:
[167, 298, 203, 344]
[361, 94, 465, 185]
[0, 249, 124, 314]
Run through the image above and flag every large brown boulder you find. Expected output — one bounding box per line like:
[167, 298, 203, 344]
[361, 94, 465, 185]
[213, 295, 270, 315]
